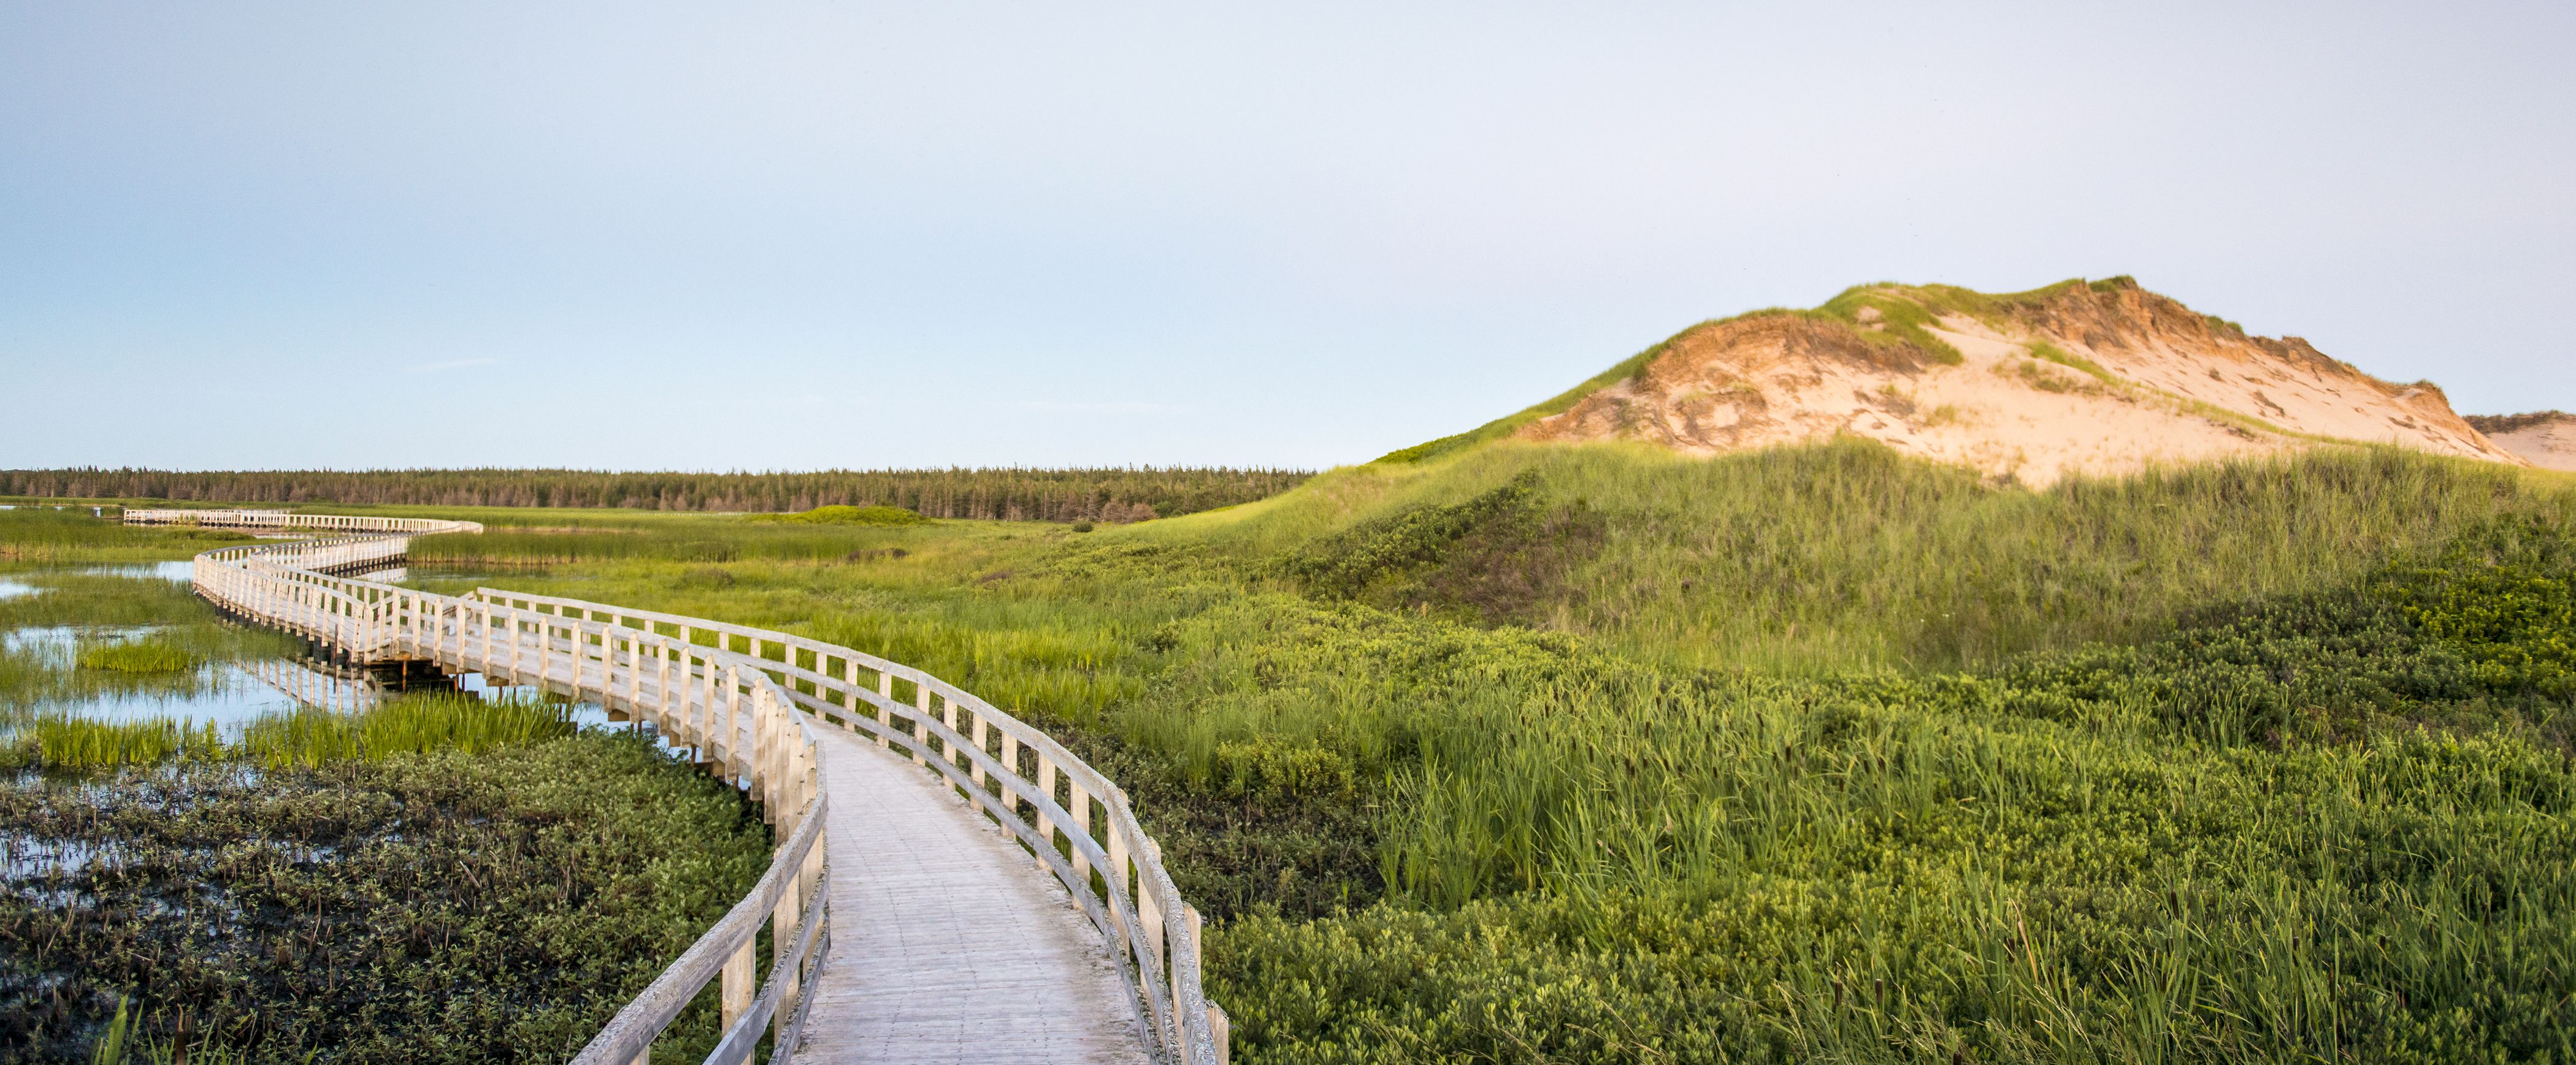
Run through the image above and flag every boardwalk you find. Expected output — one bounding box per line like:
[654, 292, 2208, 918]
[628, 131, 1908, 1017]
[131, 509, 1223, 1065]
[803, 726, 1151, 1064]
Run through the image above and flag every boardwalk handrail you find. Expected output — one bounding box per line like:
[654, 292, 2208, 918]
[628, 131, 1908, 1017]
[148, 508, 1224, 1065]
[169, 513, 830, 1064]
[467, 587, 1232, 1065]
[125, 507, 486, 535]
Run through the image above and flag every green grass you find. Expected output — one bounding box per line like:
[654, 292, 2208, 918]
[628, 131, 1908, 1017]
[0, 576, 302, 712]
[373, 438, 2576, 1063]
[47, 439, 2569, 1061]
[236, 692, 577, 769]
[1179, 440, 2576, 674]
[5, 693, 579, 772]
[0, 508, 253, 565]
[74, 639, 202, 674]
[14, 714, 226, 768]
[1195, 517, 2576, 1061]
[746, 503, 926, 525]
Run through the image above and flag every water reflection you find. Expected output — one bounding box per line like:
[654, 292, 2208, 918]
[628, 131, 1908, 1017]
[79, 560, 197, 584]
[6, 625, 331, 728]
[4, 564, 664, 756]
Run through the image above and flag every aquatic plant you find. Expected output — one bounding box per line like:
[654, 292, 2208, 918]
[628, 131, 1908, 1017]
[236, 692, 577, 769]
[0, 731, 768, 1063]
[15, 714, 224, 770]
[74, 639, 202, 674]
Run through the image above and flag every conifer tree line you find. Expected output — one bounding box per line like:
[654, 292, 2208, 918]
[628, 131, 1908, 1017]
[0, 467, 1311, 522]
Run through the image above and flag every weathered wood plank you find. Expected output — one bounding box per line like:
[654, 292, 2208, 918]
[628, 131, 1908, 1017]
[796, 725, 1150, 1064]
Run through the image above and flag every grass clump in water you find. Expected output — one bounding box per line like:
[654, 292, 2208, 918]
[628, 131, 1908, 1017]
[238, 692, 576, 769]
[12, 714, 224, 770]
[73, 639, 202, 674]
[5, 693, 577, 773]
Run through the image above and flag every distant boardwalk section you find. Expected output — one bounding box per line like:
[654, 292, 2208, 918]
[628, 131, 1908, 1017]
[135, 506, 1226, 1065]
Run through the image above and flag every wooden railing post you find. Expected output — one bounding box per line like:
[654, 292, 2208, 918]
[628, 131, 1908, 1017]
[1070, 782, 1093, 888]
[1181, 903, 1203, 1052]
[909, 678, 930, 766]
[770, 804, 803, 1045]
[720, 938, 755, 1031]
[1035, 755, 1059, 869]
[875, 668, 893, 749]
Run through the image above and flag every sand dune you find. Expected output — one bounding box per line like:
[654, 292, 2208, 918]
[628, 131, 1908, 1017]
[1519, 278, 2522, 486]
[2467, 412, 2576, 471]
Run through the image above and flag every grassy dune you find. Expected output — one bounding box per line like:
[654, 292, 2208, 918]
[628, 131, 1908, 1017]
[1165, 439, 2576, 672]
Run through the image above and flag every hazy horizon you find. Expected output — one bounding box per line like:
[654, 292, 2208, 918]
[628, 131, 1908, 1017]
[6, 2, 2569, 471]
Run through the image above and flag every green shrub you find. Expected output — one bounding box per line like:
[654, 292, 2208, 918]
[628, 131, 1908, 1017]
[1215, 737, 1355, 800]
[753, 504, 927, 526]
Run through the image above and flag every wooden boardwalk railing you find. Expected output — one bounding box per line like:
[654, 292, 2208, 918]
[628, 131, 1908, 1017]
[145, 508, 1227, 1065]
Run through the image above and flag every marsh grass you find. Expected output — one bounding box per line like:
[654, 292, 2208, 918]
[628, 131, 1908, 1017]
[7, 693, 578, 771]
[0, 508, 251, 565]
[16, 714, 225, 769]
[74, 639, 202, 674]
[237, 692, 576, 769]
[410, 521, 941, 565]
[0, 576, 302, 711]
[1184, 522, 2576, 1061]
[1, 731, 768, 1063]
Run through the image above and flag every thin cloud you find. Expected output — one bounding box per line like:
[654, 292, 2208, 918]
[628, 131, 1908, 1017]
[407, 357, 500, 373]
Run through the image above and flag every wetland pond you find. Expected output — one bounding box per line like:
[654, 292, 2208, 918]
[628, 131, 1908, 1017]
[0, 553, 767, 1064]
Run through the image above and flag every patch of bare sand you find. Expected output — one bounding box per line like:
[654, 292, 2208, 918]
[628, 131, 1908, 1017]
[2469, 413, 2576, 471]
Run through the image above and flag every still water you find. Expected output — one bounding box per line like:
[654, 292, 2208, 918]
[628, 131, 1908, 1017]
[1, 563, 617, 736]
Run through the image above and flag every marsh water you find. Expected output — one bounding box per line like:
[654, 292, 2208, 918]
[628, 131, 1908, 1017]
[0, 559, 613, 741]
[0, 521, 776, 1062]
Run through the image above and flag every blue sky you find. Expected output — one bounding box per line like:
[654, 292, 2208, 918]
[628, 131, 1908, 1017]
[4, 1, 2569, 471]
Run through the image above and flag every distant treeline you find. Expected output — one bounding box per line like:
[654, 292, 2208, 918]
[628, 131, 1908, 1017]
[0, 467, 1312, 522]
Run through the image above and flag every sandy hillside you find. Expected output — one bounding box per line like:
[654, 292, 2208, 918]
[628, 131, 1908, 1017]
[1517, 278, 2523, 486]
[2466, 412, 2576, 471]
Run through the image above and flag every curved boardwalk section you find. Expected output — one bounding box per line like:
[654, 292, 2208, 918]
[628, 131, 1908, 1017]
[806, 727, 1149, 1064]
[129, 508, 1222, 1065]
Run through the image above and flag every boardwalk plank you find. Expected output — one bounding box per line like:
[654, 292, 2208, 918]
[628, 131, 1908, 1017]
[797, 725, 1151, 1064]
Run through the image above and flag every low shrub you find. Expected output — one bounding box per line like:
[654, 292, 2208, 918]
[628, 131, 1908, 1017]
[752, 504, 926, 526]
